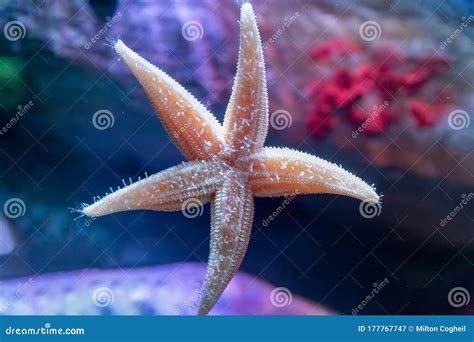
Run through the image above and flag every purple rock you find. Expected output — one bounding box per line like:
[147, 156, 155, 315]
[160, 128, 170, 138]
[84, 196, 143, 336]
[0, 215, 15, 256]
[0, 263, 334, 315]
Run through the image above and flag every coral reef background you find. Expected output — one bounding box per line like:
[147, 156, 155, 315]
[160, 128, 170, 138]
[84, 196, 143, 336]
[0, 0, 472, 315]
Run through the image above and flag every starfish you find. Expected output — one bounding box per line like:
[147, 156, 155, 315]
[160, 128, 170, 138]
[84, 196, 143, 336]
[82, 3, 379, 315]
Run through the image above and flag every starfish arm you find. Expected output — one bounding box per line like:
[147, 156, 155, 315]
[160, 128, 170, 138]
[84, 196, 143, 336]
[115, 40, 224, 161]
[246, 147, 380, 203]
[82, 161, 223, 217]
[223, 3, 268, 159]
[198, 171, 254, 315]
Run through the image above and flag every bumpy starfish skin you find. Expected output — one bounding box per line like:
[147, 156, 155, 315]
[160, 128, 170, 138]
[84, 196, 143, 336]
[223, 3, 268, 161]
[82, 3, 379, 315]
[114, 40, 224, 161]
[246, 147, 379, 202]
[84, 161, 224, 215]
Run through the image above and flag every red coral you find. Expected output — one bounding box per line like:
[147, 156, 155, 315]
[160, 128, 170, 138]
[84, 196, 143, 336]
[310, 39, 361, 63]
[409, 100, 448, 128]
[307, 39, 451, 138]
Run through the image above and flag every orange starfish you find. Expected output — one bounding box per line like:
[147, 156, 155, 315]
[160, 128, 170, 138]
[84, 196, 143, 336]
[82, 3, 379, 315]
